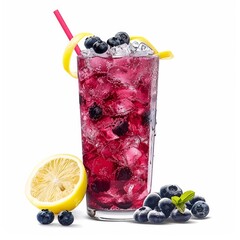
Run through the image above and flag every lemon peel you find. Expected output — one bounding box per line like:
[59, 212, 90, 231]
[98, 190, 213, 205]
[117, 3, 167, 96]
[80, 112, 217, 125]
[130, 35, 173, 59]
[63, 32, 93, 78]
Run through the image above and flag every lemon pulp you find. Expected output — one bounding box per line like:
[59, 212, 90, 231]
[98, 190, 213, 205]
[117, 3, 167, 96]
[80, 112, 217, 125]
[25, 154, 87, 213]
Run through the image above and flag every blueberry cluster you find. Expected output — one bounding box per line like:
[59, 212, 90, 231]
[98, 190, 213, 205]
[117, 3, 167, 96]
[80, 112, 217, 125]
[84, 32, 130, 54]
[133, 184, 210, 224]
[37, 209, 74, 226]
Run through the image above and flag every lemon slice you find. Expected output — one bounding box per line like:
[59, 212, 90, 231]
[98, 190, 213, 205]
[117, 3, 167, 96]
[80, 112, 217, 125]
[25, 154, 87, 214]
[63, 32, 93, 78]
[130, 36, 174, 59]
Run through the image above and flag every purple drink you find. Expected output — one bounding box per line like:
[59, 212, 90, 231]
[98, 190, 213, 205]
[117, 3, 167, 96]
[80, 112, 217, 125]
[78, 54, 159, 220]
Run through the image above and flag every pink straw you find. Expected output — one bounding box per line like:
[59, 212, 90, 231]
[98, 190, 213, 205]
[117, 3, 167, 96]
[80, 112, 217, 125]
[53, 9, 81, 55]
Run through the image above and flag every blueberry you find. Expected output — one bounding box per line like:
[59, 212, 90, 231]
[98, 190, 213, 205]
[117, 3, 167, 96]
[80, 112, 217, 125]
[154, 205, 161, 212]
[186, 196, 206, 210]
[160, 184, 183, 199]
[112, 120, 128, 136]
[84, 36, 101, 49]
[92, 41, 108, 54]
[147, 210, 166, 224]
[133, 206, 152, 223]
[107, 37, 121, 47]
[115, 167, 132, 181]
[171, 209, 191, 223]
[142, 111, 150, 125]
[89, 103, 102, 120]
[191, 201, 209, 219]
[143, 193, 161, 210]
[58, 210, 74, 226]
[190, 196, 206, 205]
[158, 198, 175, 218]
[115, 32, 130, 44]
[91, 178, 110, 193]
[186, 201, 193, 210]
[37, 209, 54, 225]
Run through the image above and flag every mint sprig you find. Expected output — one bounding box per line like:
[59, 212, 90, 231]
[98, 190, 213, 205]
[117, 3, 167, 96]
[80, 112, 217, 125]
[171, 190, 195, 213]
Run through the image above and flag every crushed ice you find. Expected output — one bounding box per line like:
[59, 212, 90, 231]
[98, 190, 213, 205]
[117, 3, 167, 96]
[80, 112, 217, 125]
[82, 42, 154, 58]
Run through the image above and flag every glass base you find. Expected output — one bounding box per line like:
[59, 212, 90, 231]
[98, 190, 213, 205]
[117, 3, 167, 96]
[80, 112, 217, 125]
[87, 207, 135, 221]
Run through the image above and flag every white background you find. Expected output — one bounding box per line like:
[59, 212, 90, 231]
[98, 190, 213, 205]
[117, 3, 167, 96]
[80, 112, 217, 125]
[1, 0, 239, 239]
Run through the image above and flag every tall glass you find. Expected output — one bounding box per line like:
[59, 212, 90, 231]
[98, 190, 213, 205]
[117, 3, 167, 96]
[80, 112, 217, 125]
[77, 55, 159, 220]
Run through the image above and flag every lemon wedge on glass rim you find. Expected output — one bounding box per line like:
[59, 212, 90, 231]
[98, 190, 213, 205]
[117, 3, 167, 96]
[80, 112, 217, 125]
[25, 154, 87, 214]
[63, 32, 174, 78]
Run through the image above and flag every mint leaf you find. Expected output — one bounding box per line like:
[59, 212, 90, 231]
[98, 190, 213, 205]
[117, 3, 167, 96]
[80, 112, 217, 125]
[176, 203, 186, 213]
[179, 190, 195, 204]
[171, 196, 180, 206]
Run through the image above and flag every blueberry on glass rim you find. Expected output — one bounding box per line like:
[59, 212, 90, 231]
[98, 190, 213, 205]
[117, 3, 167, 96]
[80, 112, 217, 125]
[84, 36, 101, 49]
[107, 37, 122, 47]
[115, 32, 130, 44]
[92, 41, 108, 54]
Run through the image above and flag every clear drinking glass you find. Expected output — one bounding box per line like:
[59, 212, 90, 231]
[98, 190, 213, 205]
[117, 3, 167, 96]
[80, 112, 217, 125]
[77, 54, 159, 220]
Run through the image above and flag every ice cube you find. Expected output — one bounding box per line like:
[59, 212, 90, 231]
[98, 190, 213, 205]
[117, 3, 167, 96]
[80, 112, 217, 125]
[134, 42, 154, 56]
[109, 98, 134, 116]
[124, 147, 142, 166]
[110, 43, 131, 58]
[121, 136, 141, 149]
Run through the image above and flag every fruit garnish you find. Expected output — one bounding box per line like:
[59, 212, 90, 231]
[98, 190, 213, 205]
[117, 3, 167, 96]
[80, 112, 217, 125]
[130, 36, 173, 59]
[63, 32, 173, 78]
[115, 32, 130, 44]
[63, 32, 94, 78]
[92, 41, 108, 54]
[171, 190, 195, 213]
[84, 36, 101, 49]
[107, 37, 122, 47]
[25, 154, 87, 214]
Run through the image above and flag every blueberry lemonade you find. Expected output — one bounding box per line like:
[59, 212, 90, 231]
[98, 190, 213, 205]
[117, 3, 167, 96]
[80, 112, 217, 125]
[63, 31, 173, 220]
